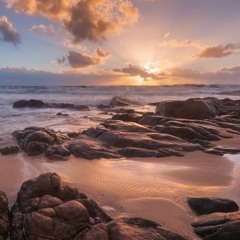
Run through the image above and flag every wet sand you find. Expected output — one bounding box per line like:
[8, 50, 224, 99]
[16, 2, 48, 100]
[0, 145, 238, 239]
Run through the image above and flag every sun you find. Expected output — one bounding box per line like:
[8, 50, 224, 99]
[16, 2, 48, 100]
[144, 60, 161, 74]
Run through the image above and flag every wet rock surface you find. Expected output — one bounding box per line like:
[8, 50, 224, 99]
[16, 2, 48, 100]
[12, 127, 69, 156]
[0, 146, 19, 155]
[187, 197, 239, 215]
[0, 191, 9, 240]
[10, 97, 240, 160]
[188, 197, 240, 239]
[13, 99, 90, 111]
[6, 172, 186, 240]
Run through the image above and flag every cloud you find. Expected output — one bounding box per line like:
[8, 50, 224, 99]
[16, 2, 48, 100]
[29, 24, 56, 35]
[0, 67, 135, 86]
[67, 48, 111, 68]
[7, 0, 139, 42]
[159, 38, 206, 49]
[2, 65, 240, 86]
[0, 16, 21, 45]
[160, 36, 240, 59]
[114, 64, 160, 80]
[193, 43, 240, 58]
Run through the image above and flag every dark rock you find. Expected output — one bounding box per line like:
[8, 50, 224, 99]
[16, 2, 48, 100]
[101, 120, 154, 133]
[118, 147, 184, 158]
[214, 146, 240, 154]
[203, 148, 224, 156]
[154, 125, 205, 141]
[13, 99, 47, 108]
[56, 112, 69, 116]
[13, 99, 90, 111]
[12, 127, 69, 156]
[44, 145, 71, 160]
[0, 146, 19, 155]
[82, 217, 187, 240]
[191, 211, 240, 240]
[67, 132, 80, 138]
[110, 96, 138, 107]
[0, 191, 9, 240]
[10, 173, 186, 240]
[112, 113, 143, 123]
[187, 197, 239, 215]
[10, 172, 110, 240]
[67, 136, 120, 160]
[155, 99, 218, 119]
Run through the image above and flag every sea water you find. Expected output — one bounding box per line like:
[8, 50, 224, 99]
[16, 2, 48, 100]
[0, 84, 240, 143]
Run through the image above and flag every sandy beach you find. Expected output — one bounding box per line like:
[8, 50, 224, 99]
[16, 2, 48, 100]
[1, 133, 239, 239]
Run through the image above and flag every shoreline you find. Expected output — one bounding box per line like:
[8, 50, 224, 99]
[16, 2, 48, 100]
[0, 148, 239, 239]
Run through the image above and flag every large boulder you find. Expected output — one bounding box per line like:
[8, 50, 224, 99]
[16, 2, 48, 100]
[67, 136, 120, 160]
[155, 99, 218, 119]
[0, 191, 9, 240]
[0, 146, 19, 155]
[82, 217, 187, 240]
[187, 197, 239, 215]
[13, 99, 47, 108]
[10, 172, 111, 240]
[192, 211, 240, 240]
[110, 97, 138, 107]
[10, 173, 186, 240]
[12, 127, 69, 156]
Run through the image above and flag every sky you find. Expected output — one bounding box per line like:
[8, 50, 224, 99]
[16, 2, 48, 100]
[0, 0, 240, 86]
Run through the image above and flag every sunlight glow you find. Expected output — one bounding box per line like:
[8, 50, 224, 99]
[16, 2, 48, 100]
[144, 60, 161, 74]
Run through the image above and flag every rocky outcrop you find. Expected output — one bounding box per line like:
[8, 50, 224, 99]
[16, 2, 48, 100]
[192, 211, 240, 240]
[0, 146, 19, 155]
[13, 99, 47, 108]
[10, 172, 110, 240]
[9, 172, 186, 240]
[0, 191, 9, 239]
[82, 217, 187, 240]
[67, 136, 120, 160]
[155, 99, 219, 119]
[187, 197, 239, 215]
[12, 127, 69, 156]
[188, 197, 240, 239]
[13, 99, 89, 111]
[110, 96, 138, 107]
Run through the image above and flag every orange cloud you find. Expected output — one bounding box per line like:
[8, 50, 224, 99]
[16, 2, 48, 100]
[7, 0, 139, 42]
[193, 43, 240, 58]
[67, 48, 111, 68]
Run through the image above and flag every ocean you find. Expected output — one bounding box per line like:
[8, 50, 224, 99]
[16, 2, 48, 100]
[0, 84, 240, 144]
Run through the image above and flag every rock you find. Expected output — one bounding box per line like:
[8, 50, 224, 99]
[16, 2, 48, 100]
[155, 99, 218, 119]
[67, 136, 120, 160]
[44, 145, 71, 160]
[191, 211, 240, 240]
[187, 197, 239, 215]
[56, 112, 69, 116]
[13, 99, 47, 108]
[203, 148, 224, 156]
[101, 120, 154, 133]
[67, 132, 80, 138]
[0, 191, 9, 240]
[112, 113, 143, 123]
[154, 125, 205, 141]
[82, 217, 187, 240]
[12, 127, 69, 156]
[10, 173, 110, 240]
[110, 96, 138, 107]
[50, 103, 89, 111]
[118, 147, 162, 158]
[0, 146, 19, 155]
[13, 99, 90, 111]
